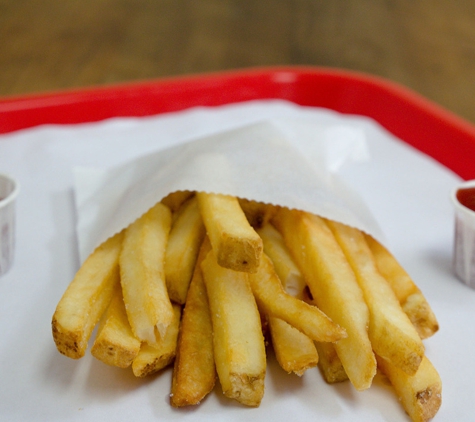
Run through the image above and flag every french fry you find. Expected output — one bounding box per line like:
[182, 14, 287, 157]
[314, 342, 349, 384]
[257, 223, 307, 299]
[364, 234, 439, 340]
[165, 196, 206, 304]
[90, 282, 141, 368]
[377, 355, 442, 422]
[301, 290, 348, 383]
[268, 317, 319, 376]
[52, 231, 124, 359]
[132, 304, 182, 378]
[272, 208, 377, 391]
[120, 202, 174, 346]
[201, 249, 266, 407]
[171, 240, 216, 407]
[249, 253, 347, 343]
[238, 198, 277, 229]
[161, 190, 194, 213]
[325, 219, 424, 375]
[197, 192, 263, 273]
[258, 224, 319, 375]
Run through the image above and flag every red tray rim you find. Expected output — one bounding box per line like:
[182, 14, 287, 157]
[1, 65, 474, 180]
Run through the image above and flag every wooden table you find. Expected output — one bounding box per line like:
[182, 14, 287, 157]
[1, 0, 475, 123]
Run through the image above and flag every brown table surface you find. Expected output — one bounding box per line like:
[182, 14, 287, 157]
[1, 0, 475, 123]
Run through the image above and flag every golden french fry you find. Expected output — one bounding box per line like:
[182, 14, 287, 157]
[326, 219, 424, 375]
[161, 190, 194, 213]
[272, 208, 376, 391]
[201, 249, 266, 407]
[268, 317, 319, 376]
[364, 234, 439, 340]
[258, 224, 319, 375]
[90, 282, 141, 368]
[249, 253, 347, 343]
[302, 291, 348, 384]
[197, 192, 263, 273]
[171, 240, 216, 407]
[238, 198, 278, 229]
[165, 196, 206, 304]
[52, 231, 124, 359]
[377, 355, 442, 422]
[314, 341, 349, 384]
[257, 223, 307, 299]
[120, 202, 174, 346]
[132, 304, 182, 377]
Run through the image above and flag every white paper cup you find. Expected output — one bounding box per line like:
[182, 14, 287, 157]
[0, 174, 19, 277]
[452, 180, 475, 288]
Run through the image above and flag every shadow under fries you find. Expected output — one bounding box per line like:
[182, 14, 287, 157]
[265, 351, 306, 394]
[365, 371, 407, 419]
[42, 343, 87, 391]
[84, 354, 147, 398]
[263, 350, 357, 419]
[43, 334, 146, 401]
[266, 348, 406, 419]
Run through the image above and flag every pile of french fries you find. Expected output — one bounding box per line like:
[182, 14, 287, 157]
[52, 190, 441, 421]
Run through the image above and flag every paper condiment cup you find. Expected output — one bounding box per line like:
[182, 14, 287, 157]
[452, 180, 475, 289]
[0, 174, 20, 277]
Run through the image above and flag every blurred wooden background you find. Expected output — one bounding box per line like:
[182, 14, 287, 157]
[1, 0, 475, 123]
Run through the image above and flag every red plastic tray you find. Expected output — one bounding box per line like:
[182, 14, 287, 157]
[1, 66, 474, 180]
